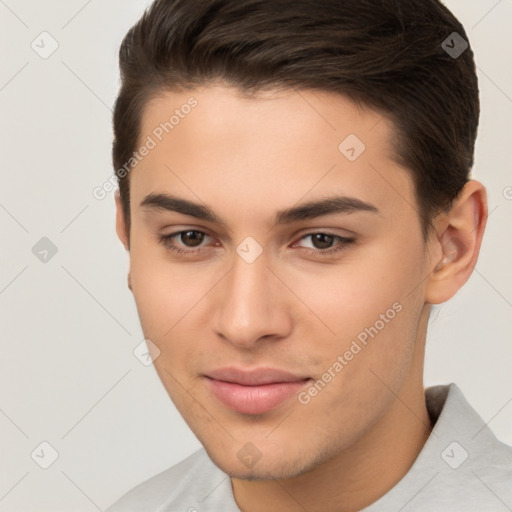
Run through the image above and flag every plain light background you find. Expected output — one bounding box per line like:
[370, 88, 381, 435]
[0, 1, 511, 510]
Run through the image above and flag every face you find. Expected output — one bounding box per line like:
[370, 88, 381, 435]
[117, 84, 435, 479]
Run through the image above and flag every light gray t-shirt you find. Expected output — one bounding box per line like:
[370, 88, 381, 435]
[107, 384, 512, 511]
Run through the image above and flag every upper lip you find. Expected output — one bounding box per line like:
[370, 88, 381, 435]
[205, 367, 310, 386]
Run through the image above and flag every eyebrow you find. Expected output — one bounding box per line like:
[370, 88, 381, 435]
[140, 192, 380, 230]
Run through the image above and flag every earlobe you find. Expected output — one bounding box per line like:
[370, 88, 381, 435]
[425, 180, 487, 304]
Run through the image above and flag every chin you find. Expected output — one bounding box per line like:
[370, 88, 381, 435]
[204, 443, 318, 481]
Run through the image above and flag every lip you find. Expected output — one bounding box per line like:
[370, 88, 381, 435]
[204, 367, 312, 415]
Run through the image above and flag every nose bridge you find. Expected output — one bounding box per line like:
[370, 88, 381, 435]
[214, 249, 290, 347]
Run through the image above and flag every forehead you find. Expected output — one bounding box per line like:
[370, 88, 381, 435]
[141, 84, 393, 153]
[129, 84, 416, 228]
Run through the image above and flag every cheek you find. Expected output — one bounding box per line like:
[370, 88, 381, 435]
[289, 242, 420, 343]
[127, 226, 207, 336]
[286, 233, 424, 389]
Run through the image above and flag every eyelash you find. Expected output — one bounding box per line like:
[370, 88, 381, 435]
[158, 230, 355, 258]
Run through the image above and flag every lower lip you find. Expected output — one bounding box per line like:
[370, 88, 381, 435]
[205, 377, 311, 415]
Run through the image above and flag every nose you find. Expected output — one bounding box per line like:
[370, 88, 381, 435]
[213, 251, 293, 350]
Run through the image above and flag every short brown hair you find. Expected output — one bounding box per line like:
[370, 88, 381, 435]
[112, 0, 479, 240]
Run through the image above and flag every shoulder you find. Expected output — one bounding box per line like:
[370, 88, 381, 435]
[423, 384, 512, 509]
[365, 384, 512, 512]
[416, 434, 512, 511]
[106, 448, 231, 512]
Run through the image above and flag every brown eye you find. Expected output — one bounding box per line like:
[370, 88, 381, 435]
[158, 230, 211, 255]
[310, 233, 335, 249]
[179, 230, 205, 247]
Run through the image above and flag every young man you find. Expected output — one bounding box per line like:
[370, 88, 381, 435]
[107, 0, 512, 510]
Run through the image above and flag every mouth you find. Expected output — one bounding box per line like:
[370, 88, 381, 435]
[204, 367, 312, 415]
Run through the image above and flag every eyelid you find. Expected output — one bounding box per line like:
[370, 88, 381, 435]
[160, 226, 213, 240]
[161, 224, 355, 239]
[293, 226, 357, 240]
[160, 227, 353, 244]
[293, 232, 354, 246]
[160, 229, 214, 248]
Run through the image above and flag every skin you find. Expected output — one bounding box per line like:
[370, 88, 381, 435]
[115, 83, 487, 512]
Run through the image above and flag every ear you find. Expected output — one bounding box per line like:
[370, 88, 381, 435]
[425, 180, 488, 304]
[115, 190, 130, 251]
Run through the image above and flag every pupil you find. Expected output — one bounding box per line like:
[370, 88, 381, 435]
[313, 233, 333, 249]
[182, 231, 204, 247]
